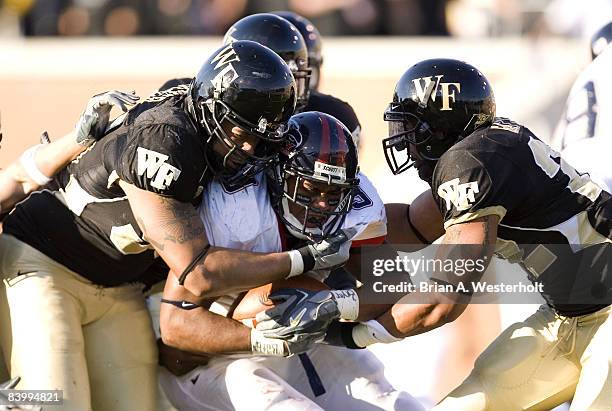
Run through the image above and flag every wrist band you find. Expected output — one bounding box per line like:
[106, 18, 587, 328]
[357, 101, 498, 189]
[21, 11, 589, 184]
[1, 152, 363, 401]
[287, 250, 304, 278]
[330, 289, 359, 320]
[352, 320, 402, 348]
[251, 330, 286, 356]
[339, 322, 363, 349]
[19, 144, 52, 186]
[298, 246, 315, 272]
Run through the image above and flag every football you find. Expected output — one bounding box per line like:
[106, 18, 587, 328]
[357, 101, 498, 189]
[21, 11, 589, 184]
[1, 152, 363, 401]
[232, 275, 329, 328]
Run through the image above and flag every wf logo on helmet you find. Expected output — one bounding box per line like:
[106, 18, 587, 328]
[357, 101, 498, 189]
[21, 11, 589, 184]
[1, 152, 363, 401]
[210, 44, 241, 91]
[413, 75, 461, 111]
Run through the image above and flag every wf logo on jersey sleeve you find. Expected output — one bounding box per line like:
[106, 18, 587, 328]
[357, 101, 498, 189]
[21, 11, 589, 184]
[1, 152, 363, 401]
[437, 178, 479, 211]
[413, 75, 461, 111]
[137, 147, 181, 190]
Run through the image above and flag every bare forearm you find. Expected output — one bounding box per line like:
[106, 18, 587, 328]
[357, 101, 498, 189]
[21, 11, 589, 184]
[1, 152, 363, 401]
[188, 249, 291, 298]
[0, 132, 84, 211]
[0, 170, 27, 212]
[161, 304, 251, 354]
[376, 299, 468, 338]
[373, 216, 498, 338]
[36, 131, 84, 176]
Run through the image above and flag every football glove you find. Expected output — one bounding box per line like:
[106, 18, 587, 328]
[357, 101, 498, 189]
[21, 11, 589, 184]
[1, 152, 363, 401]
[254, 288, 359, 342]
[74, 90, 139, 146]
[288, 227, 358, 277]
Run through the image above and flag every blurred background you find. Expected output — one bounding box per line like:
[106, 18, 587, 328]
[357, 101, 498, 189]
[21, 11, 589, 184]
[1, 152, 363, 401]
[1, 0, 610, 408]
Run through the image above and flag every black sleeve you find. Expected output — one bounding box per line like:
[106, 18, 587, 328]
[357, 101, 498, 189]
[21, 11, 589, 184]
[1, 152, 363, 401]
[431, 149, 524, 227]
[117, 123, 202, 202]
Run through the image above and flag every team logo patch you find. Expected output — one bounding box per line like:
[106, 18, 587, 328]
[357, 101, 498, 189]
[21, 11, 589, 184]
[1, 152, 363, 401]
[352, 187, 373, 210]
[413, 75, 461, 111]
[314, 161, 346, 182]
[136, 147, 181, 190]
[437, 178, 479, 212]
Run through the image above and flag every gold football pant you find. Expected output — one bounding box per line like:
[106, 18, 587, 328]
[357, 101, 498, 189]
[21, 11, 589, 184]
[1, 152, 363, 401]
[0, 234, 158, 411]
[435, 304, 612, 411]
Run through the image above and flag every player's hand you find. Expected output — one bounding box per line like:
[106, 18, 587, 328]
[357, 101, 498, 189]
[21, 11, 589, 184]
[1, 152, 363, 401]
[75, 90, 139, 146]
[250, 326, 325, 357]
[298, 227, 357, 272]
[254, 289, 342, 342]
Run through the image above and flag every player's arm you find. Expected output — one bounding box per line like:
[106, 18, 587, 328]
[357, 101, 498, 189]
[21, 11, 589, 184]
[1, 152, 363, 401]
[0, 90, 138, 213]
[0, 131, 80, 211]
[159, 276, 322, 361]
[159, 278, 251, 354]
[330, 215, 497, 348]
[375, 214, 498, 338]
[254, 189, 447, 337]
[121, 181, 355, 299]
[384, 189, 445, 246]
[256, 214, 497, 348]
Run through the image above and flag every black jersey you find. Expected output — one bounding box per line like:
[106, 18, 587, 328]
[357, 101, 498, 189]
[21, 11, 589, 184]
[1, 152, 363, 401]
[304, 91, 361, 144]
[4, 85, 206, 286]
[431, 118, 611, 316]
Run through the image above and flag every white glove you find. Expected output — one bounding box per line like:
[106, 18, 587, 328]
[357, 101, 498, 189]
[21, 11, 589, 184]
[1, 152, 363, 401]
[74, 90, 139, 146]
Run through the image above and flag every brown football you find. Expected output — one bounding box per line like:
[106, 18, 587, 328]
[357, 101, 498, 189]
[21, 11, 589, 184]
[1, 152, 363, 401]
[232, 275, 329, 328]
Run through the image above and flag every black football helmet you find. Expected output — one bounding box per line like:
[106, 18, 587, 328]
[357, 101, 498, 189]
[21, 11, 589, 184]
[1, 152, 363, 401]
[383, 58, 495, 176]
[272, 11, 323, 91]
[224, 13, 311, 111]
[591, 21, 612, 60]
[270, 111, 359, 241]
[190, 40, 296, 186]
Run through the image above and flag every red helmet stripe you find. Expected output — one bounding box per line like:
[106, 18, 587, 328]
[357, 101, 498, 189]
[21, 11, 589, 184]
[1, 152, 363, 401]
[318, 113, 331, 163]
[334, 120, 348, 166]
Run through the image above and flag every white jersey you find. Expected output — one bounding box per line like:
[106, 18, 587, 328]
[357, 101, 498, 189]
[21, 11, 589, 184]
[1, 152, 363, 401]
[553, 45, 612, 192]
[198, 171, 387, 316]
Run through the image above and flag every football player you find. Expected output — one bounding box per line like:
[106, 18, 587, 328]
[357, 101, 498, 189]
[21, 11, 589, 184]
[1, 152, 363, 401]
[161, 12, 363, 150]
[213, 12, 366, 290]
[0, 42, 351, 411]
[258, 58, 612, 410]
[552, 20, 612, 192]
[155, 111, 423, 411]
